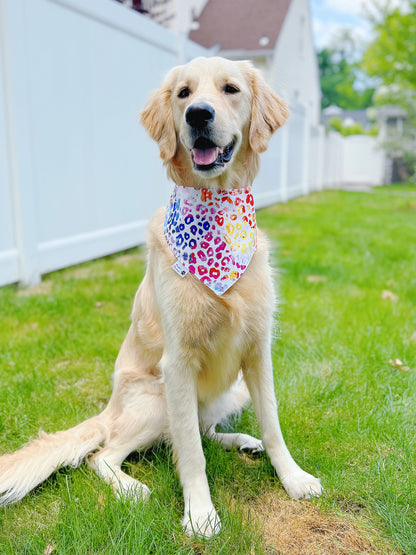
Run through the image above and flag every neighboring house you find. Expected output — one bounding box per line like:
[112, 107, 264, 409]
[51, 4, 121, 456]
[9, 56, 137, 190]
[322, 105, 373, 130]
[376, 105, 411, 183]
[375, 105, 408, 144]
[189, 0, 322, 126]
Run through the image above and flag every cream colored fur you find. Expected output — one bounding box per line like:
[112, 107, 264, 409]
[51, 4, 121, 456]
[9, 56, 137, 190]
[0, 57, 322, 538]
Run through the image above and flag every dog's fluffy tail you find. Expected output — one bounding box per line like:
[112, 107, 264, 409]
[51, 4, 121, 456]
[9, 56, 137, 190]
[0, 415, 107, 505]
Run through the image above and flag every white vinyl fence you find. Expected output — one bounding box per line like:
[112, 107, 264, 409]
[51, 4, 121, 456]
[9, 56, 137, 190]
[0, 0, 385, 287]
[254, 110, 384, 208]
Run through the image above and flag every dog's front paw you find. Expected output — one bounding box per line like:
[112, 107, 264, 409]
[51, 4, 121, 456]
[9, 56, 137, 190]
[281, 470, 323, 500]
[182, 505, 221, 538]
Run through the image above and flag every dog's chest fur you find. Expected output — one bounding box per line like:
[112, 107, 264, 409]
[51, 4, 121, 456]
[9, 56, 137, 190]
[145, 208, 274, 404]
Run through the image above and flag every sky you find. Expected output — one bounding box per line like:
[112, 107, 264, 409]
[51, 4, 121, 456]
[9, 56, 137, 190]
[309, 0, 408, 51]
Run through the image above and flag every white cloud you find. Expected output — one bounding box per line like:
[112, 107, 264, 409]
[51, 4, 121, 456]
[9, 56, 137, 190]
[325, 0, 411, 18]
[310, 0, 413, 51]
[325, 0, 368, 17]
[311, 17, 340, 49]
[312, 16, 372, 51]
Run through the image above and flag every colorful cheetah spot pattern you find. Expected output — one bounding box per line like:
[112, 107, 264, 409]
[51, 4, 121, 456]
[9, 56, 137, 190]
[164, 184, 257, 295]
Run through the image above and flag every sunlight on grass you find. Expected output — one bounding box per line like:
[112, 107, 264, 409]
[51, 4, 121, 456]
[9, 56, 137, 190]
[0, 186, 415, 553]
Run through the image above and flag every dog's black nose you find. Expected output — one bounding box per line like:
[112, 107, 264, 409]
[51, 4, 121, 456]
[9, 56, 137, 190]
[185, 103, 215, 128]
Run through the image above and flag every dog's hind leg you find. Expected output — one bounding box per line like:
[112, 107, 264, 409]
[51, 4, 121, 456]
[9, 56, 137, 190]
[204, 427, 264, 453]
[88, 310, 167, 501]
[199, 373, 264, 453]
[88, 387, 168, 502]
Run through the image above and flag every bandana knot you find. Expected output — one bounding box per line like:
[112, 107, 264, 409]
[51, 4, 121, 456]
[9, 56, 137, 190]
[164, 184, 257, 295]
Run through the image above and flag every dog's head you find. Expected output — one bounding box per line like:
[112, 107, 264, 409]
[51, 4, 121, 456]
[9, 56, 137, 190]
[141, 57, 289, 187]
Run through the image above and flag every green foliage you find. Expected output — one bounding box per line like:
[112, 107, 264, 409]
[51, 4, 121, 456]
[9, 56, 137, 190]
[343, 122, 365, 136]
[367, 125, 380, 137]
[362, 2, 416, 179]
[362, 3, 416, 90]
[403, 150, 416, 184]
[327, 116, 344, 134]
[327, 116, 378, 137]
[318, 48, 375, 110]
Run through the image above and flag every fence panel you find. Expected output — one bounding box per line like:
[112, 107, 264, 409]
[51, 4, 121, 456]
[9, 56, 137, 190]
[26, 0, 182, 277]
[308, 124, 325, 192]
[0, 40, 19, 286]
[253, 131, 284, 208]
[342, 135, 384, 185]
[323, 131, 343, 188]
[286, 103, 306, 199]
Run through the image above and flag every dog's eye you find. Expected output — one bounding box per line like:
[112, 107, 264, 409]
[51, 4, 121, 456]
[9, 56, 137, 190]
[224, 84, 240, 95]
[178, 87, 191, 98]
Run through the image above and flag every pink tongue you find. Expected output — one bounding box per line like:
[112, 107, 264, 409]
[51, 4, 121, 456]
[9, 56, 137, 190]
[193, 147, 217, 166]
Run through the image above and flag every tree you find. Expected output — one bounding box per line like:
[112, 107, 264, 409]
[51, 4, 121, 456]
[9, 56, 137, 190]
[362, 1, 416, 180]
[318, 48, 375, 110]
[362, 2, 416, 90]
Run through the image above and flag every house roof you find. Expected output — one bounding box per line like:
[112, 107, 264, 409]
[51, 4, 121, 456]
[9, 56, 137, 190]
[376, 105, 407, 120]
[322, 108, 372, 128]
[189, 0, 292, 52]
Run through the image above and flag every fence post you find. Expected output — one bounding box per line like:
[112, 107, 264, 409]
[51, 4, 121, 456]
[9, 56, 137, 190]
[337, 133, 344, 186]
[1, 0, 40, 286]
[317, 124, 325, 191]
[279, 124, 289, 202]
[301, 106, 310, 196]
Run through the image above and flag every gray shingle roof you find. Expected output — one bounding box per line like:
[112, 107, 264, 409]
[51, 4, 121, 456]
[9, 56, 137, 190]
[189, 0, 292, 52]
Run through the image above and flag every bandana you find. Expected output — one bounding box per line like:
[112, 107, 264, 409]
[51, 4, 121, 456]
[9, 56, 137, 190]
[164, 184, 257, 296]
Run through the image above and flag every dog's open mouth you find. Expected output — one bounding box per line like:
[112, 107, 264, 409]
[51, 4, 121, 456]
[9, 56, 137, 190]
[191, 137, 235, 171]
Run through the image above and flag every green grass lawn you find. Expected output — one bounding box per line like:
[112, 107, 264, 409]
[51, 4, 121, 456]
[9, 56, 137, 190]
[0, 185, 415, 554]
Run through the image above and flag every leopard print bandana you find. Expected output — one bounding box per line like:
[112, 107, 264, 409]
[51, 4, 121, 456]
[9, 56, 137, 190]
[164, 184, 257, 296]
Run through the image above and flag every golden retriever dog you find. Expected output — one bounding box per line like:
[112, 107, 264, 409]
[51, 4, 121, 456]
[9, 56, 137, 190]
[0, 57, 322, 537]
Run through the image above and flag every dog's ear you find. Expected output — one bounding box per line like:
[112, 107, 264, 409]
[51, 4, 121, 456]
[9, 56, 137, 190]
[140, 68, 179, 162]
[246, 65, 289, 153]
